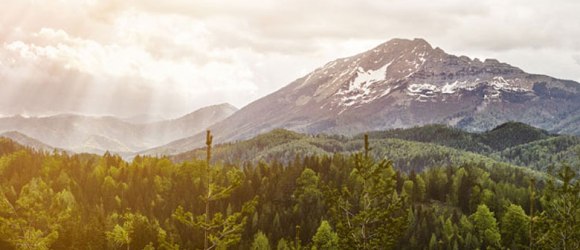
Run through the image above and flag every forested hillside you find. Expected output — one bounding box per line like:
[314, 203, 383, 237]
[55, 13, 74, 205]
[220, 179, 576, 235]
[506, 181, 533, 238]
[0, 128, 579, 249]
[172, 123, 580, 172]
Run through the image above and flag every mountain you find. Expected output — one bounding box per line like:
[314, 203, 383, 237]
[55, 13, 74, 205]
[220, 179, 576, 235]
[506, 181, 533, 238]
[122, 114, 168, 124]
[0, 103, 238, 154]
[478, 121, 552, 151]
[147, 103, 239, 138]
[148, 38, 580, 155]
[0, 131, 57, 152]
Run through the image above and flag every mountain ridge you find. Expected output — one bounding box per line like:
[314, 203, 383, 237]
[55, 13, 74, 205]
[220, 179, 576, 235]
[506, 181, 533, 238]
[0, 103, 238, 155]
[0, 131, 58, 152]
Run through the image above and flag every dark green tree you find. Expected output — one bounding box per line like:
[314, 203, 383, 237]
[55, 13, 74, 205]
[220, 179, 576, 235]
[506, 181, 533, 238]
[535, 164, 580, 250]
[293, 168, 324, 241]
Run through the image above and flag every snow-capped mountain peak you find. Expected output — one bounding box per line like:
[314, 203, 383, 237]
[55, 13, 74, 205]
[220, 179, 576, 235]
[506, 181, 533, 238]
[281, 38, 576, 120]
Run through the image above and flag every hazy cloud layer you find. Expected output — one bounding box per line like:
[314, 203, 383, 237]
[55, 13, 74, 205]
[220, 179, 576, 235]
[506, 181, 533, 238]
[1, 0, 579, 117]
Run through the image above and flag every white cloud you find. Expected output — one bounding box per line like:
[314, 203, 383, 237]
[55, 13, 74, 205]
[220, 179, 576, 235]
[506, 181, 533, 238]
[574, 55, 580, 65]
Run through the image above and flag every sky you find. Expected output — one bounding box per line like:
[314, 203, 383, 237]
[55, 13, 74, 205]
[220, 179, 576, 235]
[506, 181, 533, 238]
[1, 0, 580, 119]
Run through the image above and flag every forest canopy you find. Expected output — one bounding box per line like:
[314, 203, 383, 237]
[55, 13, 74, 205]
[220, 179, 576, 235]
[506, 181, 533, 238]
[0, 126, 579, 249]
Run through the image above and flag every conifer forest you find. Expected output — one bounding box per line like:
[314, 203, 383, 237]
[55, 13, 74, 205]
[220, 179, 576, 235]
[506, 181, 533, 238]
[1, 125, 579, 250]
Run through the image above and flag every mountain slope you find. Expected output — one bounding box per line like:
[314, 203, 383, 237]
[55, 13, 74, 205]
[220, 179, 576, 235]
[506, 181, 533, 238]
[169, 128, 513, 173]
[169, 123, 579, 173]
[479, 121, 552, 151]
[0, 131, 57, 152]
[363, 124, 492, 153]
[0, 103, 238, 154]
[149, 38, 580, 155]
[492, 136, 580, 171]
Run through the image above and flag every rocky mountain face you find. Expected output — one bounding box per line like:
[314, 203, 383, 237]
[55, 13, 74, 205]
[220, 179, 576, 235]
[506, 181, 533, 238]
[147, 38, 580, 155]
[0, 103, 237, 155]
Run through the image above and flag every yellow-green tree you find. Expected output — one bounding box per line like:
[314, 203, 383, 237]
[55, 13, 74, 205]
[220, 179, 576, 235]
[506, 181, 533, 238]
[500, 204, 529, 249]
[250, 231, 270, 250]
[311, 220, 338, 250]
[0, 178, 76, 250]
[470, 204, 501, 250]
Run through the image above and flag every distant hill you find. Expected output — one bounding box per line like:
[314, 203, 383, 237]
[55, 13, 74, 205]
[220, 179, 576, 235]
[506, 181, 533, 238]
[0, 131, 57, 152]
[362, 124, 492, 153]
[492, 136, 580, 171]
[168, 122, 579, 172]
[0, 103, 238, 154]
[363, 121, 554, 152]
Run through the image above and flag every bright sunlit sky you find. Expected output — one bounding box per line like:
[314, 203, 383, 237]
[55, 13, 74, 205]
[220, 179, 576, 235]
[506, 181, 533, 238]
[1, 0, 580, 118]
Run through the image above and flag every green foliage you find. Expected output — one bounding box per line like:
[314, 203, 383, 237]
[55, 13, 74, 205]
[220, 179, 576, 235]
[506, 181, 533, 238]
[331, 134, 408, 249]
[470, 204, 501, 249]
[106, 223, 131, 249]
[276, 238, 291, 250]
[428, 233, 437, 250]
[251, 231, 270, 250]
[171, 128, 502, 173]
[172, 130, 255, 250]
[311, 220, 338, 250]
[494, 136, 580, 171]
[365, 124, 492, 153]
[480, 122, 551, 151]
[535, 164, 580, 250]
[500, 204, 529, 249]
[170, 123, 579, 176]
[293, 168, 324, 241]
[0, 177, 75, 250]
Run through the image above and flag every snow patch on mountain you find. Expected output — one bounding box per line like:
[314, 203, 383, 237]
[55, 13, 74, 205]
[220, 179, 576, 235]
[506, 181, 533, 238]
[407, 83, 438, 93]
[490, 76, 528, 92]
[407, 77, 531, 101]
[351, 62, 391, 89]
[407, 83, 439, 102]
[335, 62, 393, 108]
[441, 80, 480, 94]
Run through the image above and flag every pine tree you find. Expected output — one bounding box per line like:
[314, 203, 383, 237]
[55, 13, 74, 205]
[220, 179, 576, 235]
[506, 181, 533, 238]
[276, 238, 291, 250]
[173, 130, 257, 250]
[0, 178, 75, 250]
[470, 204, 501, 249]
[428, 233, 437, 250]
[331, 134, 408, 249]
[293, 168, 323, 241]
[311, 220, 338, 250]
[535, 164, 580, 250]
[500, 204, 529, 249]
[251, 231, 270, 250]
